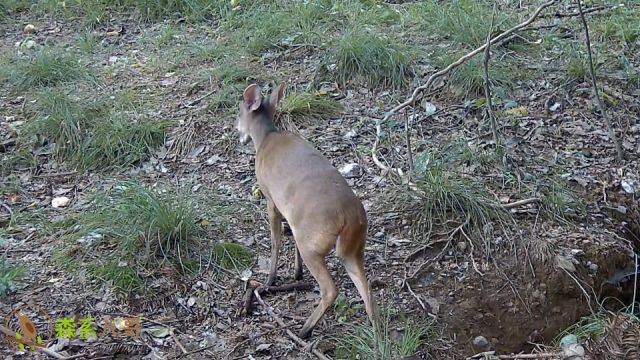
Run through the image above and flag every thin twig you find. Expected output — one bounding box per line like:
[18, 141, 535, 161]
[551, 4, 622, 18]
[632, 254, 638, 314]
[483, 3, 501, 146]
[253, 289, 332, 360]
[404, 108, 414, 176]
[0, 200, 12, 216]
[500, 198, 541, 210]
[241, 281, 314, 316]
[170, 328, 188, 354]
[33, 171, 78, 178]
[372, 0, 558, 177]
[576, 0, 624, 162]
[184, 89, 216, 107]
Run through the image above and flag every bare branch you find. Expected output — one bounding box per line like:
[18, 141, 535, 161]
[372, 0, 558, 177]
[371, 0, 557, 177]
[576, 0, 624, 162]
[483, 3, 501, 146]
[253, 289, 332, 360]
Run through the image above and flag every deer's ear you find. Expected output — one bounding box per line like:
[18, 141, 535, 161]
[243, 84, 262, 112]
[269, 82, 285, 109]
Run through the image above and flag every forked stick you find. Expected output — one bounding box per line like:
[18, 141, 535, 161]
[253, 289, 332, 360]
[372, 0, 558, 177]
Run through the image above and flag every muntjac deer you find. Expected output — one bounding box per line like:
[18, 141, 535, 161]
[235, 82, 377, 339]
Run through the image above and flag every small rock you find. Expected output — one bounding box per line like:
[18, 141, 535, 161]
[570, 249, 584, 257]
[549, 102, 561, 112]
[343, 129, 357, 140]
[457, 241, 467, 251]
[23, 24, 36, 34]
[589, 263, 598, 273]
[424, 297, 439, 315]
[374, 231, 384, 238]
[472, 335, 489, 349]
[256, 343, 272, 352]
[51, 196, 71, 208]
[559, 334, 578, 347]
[621, 180, 636, 194]
[23, 39, 36, 49]
[563, 344, 585, 358]
[555, 255, 576, 272]
[339, 163, 362, 178]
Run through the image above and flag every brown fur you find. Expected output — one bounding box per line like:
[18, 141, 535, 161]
[235, 83, 378, 339]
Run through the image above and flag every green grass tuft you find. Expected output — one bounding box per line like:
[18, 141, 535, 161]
[0, 257, 27, 297]
[33, 0, 229, 23]
[0, 0, 31, 18]
[90, 261, 145, 294]
[593, 6, 640, 45]
[537, 179, 587, 224]
[26, 88, 170, 170]
[436, 51, 513, 98]
[57, 181, 252, 293]
[2, 46, 93, 91]
[387, 139, 512, 250]
[212, 243, 254, 273]
[412, 0, 514, 48]
[335, 306, 435, 360]
[333, 27, 412, 89]
[276, 91, 343, 130]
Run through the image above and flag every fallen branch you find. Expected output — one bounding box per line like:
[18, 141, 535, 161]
[483, 4, 501, 146]
[253, 289, 332, 360]
[372, 0, 557, 178]
[184, 89, 216, 107]
[576, 0, 624, 162]
[500, 198, 540, 210]
[169, 328, 188, 355]
[241, 281, 314, 317]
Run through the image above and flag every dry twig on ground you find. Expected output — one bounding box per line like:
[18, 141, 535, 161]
[253, 289, 332, 360]
[575, 0, 624, 162]
[372, 0, 558, 178]
[483, 3, 501, 146]
[241, 281, 314, 316]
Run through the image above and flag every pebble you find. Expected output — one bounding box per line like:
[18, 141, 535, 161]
[24, 24, 35, 33]
[563, 344, 585, 359]
[472, 335, 489, 349]
[560, 334, 578, 347]
[457, 241, 467, 251]
[339, 163, 362, 178]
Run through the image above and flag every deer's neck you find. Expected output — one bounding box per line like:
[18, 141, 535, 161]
[250, 115, 277, 152]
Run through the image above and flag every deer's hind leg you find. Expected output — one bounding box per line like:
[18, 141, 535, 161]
[294, 232, 338, 339]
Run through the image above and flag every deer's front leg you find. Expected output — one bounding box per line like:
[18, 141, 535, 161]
[266, 200, 283, 286]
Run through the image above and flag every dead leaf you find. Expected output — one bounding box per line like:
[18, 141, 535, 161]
[256, 343, 272, 352]
[505, 106, 528, 117]
[144, 327, 170, 338]
[555, 255, 576, 272]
